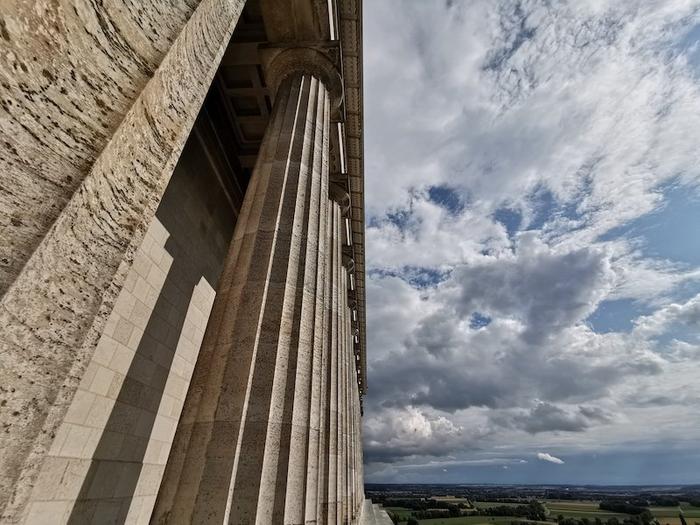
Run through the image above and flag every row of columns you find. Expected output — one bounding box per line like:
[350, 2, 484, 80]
[152, 50, 364, 524]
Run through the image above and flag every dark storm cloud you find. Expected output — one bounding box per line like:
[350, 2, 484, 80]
[494, 403, 615, 434]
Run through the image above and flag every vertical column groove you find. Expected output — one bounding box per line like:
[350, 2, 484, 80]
[152, 72, 333, 525]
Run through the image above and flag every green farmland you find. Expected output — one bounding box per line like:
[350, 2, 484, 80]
[545, 500, 629, 520]
[473, 502, 527, 509]
[650, 504, 700, 525]
[385, 500, 700, 525]
[417, 518, 548, 525]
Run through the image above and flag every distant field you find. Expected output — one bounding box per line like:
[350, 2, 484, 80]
[546, 501, 601, 511]
[651, 505, 700, 525]
[651, 506, 700, 518]
[655, 518, 683, 525]
[544, 501, 700, 525]
[387, 500, 700, 525]
[544, 501, 627, 520]
[433, 496, 472, 504]
[473, 502, 525, 509]
[417, 518, 548, 525]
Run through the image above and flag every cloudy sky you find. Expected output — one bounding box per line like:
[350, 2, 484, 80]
[362, 0, 700, 484]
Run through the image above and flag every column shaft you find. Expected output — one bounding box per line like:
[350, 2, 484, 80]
[316, 208, 333, 524]
[303, 147, 331, 525]
[326, 204, 341, 523]
[282, 82, 331, 525]
[338, 273, 347, 525]
[152, 73, 331, 524]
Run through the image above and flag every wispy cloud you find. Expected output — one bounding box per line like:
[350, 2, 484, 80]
[537, 452, 565, 465]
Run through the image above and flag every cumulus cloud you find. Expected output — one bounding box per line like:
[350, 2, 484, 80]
[634, 293, 700, 338]
[448, 233, 615, 342]
[362, 0, 700, 480]
[495, 402, 616, 434]
[537, 452, 565, 465]
[363, 406, 482, 463]
[367, 244, 663, 416]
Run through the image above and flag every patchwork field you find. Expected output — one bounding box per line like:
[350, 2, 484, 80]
[545, 500, 628, 520]
[417, 518, 548, 525]
[433, 496, 472, 504]
[651, 505, 700, 518]
[385, 500, 700, 525]
[651, 505, 700, 525]
[473, 502, 526, 509]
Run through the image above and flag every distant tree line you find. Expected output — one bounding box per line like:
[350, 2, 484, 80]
[385, 514, 423, 525]
[557, 512, 655, 525]
[384, 499, 545, 523]
[477, 502, 547, 521]
[599, 502, 651, 515]
[412, 506, 461, 519]
[647, 498, 680, 507]
[381, 498, 468, 511]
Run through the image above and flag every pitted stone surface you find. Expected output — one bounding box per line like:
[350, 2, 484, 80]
[1, 0, 367, 523]
[152, 73, 335, 524]
[0, 0, 200, 296]
[0, 0, 245, 521]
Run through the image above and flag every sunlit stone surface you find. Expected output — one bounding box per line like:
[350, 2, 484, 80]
[0, 0, 370, 523]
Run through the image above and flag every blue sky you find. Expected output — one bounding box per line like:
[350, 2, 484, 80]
[362, 1, 700, 484]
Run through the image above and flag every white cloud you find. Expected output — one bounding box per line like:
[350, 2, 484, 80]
[362, 0, 700, 481]
[634, 293, 700, 338]
[537, 452, 565, 465]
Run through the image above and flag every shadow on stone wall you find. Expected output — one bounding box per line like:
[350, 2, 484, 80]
[67, 241, 202, 523]
[65, 127, 237, 523]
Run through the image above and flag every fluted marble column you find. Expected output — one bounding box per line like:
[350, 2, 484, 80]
[152, 47, 343, 524]
[282, 72, 330, 525]
[325, 202, 341, 524]
[339, 271, 349, 525]
[316, 208, 333, 523]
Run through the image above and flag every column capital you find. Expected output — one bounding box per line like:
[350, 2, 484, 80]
[260, 43, 344, 109]
[329, 181, 350, 216]
[342, 252, 355, 273]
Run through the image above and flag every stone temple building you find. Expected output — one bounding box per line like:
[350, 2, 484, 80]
[0, 1, 388, 523]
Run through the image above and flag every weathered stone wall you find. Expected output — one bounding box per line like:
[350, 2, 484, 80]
[0, 1, 367, 522]
[0, 0, 200, 296]
[0, 1, 245, 520]
[21, 130, 237, 523]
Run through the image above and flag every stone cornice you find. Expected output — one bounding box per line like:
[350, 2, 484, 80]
[337, 0, 367, 395]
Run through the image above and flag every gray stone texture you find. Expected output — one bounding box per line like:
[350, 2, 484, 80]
[0, 1, 367, 523]
[0, 0, 196, 296]
[12, 64, 239, 525]
[152, 72, 333, 524]
[359, 500, 393, 525]
[0, 0, 245, 521]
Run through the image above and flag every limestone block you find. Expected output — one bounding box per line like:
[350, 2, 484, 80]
[0, 1, 246, 519]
